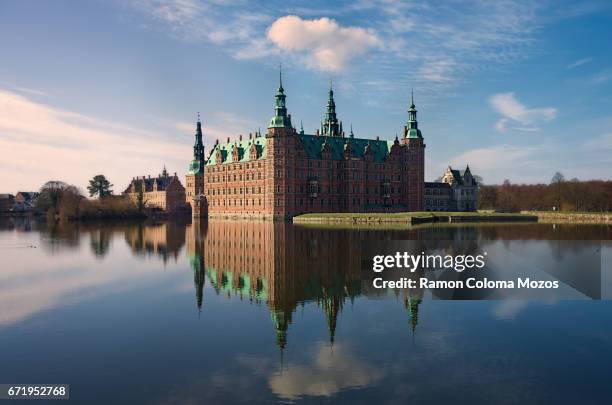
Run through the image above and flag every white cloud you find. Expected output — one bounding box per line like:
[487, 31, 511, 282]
[489, 92, 557, 132]
[566, 57, 592, 69]
[0, 89, 190, 193]
[266, 16, 380, 72]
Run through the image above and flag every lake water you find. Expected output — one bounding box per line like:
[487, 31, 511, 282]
[1, 218, 611, 404]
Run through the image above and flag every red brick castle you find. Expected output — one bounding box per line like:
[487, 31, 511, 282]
[186, 72, 425, 219]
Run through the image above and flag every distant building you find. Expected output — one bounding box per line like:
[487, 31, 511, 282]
[13, 192, 40, 211]
[0, 194, 15, 212]
[425, 165, 479, 211]
[124, 167, 187, 212]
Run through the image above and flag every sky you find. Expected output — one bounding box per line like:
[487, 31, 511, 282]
[1, 0, 611, 194]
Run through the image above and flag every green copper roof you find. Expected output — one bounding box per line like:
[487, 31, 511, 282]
[298, 133, 395, 162]
[205, 133, 399, 165]
[407, 128, 422, 139]
[269, 68, 292, 128]
[205, 137, 267, 166]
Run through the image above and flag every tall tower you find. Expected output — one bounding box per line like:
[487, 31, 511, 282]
[186, 114, 207, 215]
[268, 67, 292, 132]
[320, 81, 342, 137]
[267, 66, 297, 219]
[402, 90, 425, 211]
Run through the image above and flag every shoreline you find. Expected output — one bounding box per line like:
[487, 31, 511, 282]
[294, 211, 612, 226]
[293, 212, 538, 225]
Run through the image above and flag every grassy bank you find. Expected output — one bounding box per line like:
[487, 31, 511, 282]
[523, 211, 612, 224]
[293, 211, 537, 225]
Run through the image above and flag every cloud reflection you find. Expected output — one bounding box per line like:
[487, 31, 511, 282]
[269, 343, 384, 399]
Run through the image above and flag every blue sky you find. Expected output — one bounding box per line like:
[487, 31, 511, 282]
[1, 0, 611, 192]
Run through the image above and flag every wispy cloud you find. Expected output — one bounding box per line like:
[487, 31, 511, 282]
[0, 89, 190, 193]
[566, 57, 592, 69]
[489, 92, 557, 132]
[129, 0, 550, 101]
[588, 69, 612, 85]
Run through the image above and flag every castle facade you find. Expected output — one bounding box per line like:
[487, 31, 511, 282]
[124, 167, 186, 212]
[186, 74, 425, 220]
[424, 166, 479, 211]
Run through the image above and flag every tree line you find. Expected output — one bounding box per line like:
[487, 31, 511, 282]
[37, 175, 145, 220]
[479, 172, 612, 212]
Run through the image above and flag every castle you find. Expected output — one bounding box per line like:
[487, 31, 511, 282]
[186, 73, 425, 220]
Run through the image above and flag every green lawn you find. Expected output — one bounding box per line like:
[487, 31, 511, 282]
[295, 211, 533, 219]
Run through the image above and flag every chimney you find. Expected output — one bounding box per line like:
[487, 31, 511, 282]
[249, 132, 252, 139]
[215, 139, 219, 145]
[316, 129, 320, 136]
[376, 136, 379, 141]
[227, 137, 230, 143]
[239, 134, 243, 141]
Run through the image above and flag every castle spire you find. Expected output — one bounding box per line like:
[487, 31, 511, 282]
[299, 120, 304, 135]
[406, 90, 422, 139]
[187, 113, 206, 174]
[269, 65, 292, 129]
[321, 80, 341, 137]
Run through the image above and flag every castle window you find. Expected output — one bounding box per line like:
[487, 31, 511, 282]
[381, 182, 391, 198]
[308, 180, 319, 198]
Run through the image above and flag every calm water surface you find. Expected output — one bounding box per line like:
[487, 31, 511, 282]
[1, 218, 611, 404]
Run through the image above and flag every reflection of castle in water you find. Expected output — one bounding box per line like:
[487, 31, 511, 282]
[185, 220, 424, 349]
[125, 222, 186, 263]
[116, 220, 609, 348]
